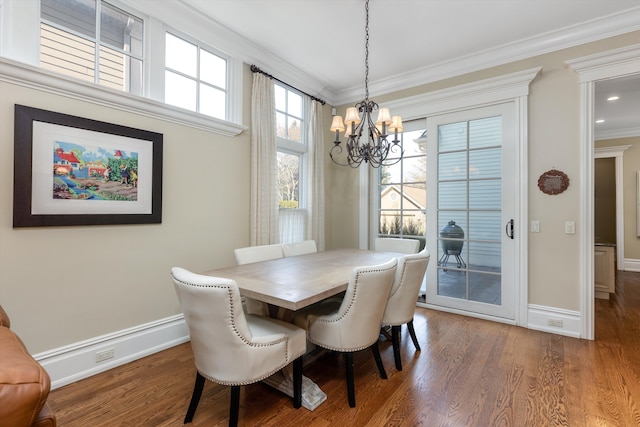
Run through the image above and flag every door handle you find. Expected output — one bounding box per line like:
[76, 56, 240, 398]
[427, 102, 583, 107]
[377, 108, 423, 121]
[505, 219, 514, 239]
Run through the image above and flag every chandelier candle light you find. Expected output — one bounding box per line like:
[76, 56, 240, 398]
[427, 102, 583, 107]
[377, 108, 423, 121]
[329, 0, 403, 168]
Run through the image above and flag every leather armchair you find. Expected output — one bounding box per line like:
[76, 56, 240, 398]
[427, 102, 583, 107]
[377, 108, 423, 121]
[292, 258, 397, 407]
[171, 267, 306, 426]
[234, 244, 284, 316]
[374, 237, 420, 254]
[282, 240, 317, 257]
[0, 305, 57, 427]
[381, 249, 430, 370]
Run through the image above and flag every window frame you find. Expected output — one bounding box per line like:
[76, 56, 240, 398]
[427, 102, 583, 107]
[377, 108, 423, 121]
[0, 0, 246, 136]
[275, 82, 308, 210]
[39, 0, 145, 95]
[163, 30, 230, 121]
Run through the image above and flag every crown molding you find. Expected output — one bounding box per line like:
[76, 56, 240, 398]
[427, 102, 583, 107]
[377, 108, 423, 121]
[595, 127, 640, 141]
[114, 2, 640, 107]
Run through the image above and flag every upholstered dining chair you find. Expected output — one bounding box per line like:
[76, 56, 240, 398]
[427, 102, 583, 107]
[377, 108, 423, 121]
[381, 249, 430, 371]
[292, 258, 397, 407]
[234, 243, 283, 264]
[282, 240, 317, 257]
[171, 267, 306, 426]
[234, 243, 284, 315]
[374, 237, 420, 254]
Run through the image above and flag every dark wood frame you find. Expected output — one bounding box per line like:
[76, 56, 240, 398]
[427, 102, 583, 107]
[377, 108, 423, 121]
[13, 104, 163, 227]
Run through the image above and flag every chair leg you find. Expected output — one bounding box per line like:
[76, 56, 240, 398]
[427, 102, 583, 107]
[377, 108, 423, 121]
[391, 325, 402, 371]
[184, 372, 206, 424]
[344, 352, 356, 407]
[407, 319, 421, 351]
[371, 341, 387, 379]
[292, 356, 303, 409]
[229, 386, 240, 427]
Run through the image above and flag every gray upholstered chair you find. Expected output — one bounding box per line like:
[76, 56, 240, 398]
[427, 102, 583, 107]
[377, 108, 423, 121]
[171, 267, 306, 426]
[381, 249, 430, 371]
[374, 237, 420, 254]
[292, 258, 397, 407]
[282, 240, 317, 257]
[234, 243, 284, 315]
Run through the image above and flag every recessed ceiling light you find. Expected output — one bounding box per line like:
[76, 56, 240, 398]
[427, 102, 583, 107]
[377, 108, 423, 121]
[595, 119, 605, 124]
[607, 96, 620, 101]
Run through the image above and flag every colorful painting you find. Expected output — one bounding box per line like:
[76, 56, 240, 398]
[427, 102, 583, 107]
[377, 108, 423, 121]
[13, 105, 163, 227]
[52, 141, 139, 201]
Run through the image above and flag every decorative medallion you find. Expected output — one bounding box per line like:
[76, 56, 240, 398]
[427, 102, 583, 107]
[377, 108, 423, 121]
[537, 169, 569, 195]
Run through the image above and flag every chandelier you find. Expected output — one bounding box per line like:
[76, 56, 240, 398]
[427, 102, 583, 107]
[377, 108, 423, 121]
[329, 0, 403, 168]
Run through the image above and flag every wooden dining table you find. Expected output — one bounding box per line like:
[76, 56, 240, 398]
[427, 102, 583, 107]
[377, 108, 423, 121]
[199, 248, 401, 411]
[200, 248, 400, 311]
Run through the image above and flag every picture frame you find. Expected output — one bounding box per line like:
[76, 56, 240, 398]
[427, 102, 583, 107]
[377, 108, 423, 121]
[13, 104, 163, 227]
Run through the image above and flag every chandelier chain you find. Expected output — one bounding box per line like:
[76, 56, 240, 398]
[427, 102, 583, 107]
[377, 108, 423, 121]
[364, 0, 370, 101]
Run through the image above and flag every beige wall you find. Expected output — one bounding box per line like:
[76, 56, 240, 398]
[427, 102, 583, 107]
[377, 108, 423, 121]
[0, 67, 258, 352]
[596, 136, 640, 259]
[327, 31, 640, 312]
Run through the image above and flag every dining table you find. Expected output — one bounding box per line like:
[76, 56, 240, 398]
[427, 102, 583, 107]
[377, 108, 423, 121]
[200, 248, 400, 311]
[199, 248, 401, 410]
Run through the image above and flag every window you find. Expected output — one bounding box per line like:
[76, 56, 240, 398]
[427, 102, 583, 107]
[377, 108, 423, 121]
[164, 32, 227, 120]
[40, 0, 143, 95]
[275, 83, 307, 243]
[378, 122, 427, 241]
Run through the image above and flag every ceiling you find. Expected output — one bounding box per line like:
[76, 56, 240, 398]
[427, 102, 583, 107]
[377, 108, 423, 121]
[177, 0, 640, 136]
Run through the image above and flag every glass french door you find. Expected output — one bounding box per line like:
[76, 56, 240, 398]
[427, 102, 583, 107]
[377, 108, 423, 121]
[426, 103, 516, 319]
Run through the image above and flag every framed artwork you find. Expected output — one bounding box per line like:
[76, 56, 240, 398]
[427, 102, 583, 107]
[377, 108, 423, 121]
[13, 104, 163, 227]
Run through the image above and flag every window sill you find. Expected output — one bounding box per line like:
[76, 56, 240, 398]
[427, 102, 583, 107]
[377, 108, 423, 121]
[0, 57, 247, 137]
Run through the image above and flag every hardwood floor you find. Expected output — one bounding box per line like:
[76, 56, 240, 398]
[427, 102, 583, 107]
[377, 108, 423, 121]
[49, 271, 640, 426]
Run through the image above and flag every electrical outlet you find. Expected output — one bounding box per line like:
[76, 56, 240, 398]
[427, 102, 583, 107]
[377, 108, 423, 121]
[96, 348, 115, 362]
[547, 319, 563, 328]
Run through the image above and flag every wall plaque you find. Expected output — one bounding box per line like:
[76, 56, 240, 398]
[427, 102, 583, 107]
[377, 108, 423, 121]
[537, 169, 569, 195]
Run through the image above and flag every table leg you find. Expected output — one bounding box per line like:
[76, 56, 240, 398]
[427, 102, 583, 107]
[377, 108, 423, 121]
[262, 305, 327, 411]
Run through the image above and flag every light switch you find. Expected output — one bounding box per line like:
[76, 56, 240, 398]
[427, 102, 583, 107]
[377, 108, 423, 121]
[565, 221, 575, 234]
[530, 221, 540, 233]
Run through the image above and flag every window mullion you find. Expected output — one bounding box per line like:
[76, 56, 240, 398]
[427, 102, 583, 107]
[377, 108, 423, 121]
[94, 0, 100, 85]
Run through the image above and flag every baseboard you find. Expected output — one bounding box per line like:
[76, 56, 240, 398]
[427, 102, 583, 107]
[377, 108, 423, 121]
[623, 258, 640, 272]
[33, 315, 189, 390]
[418, 302, 581, 338]
[527, 304, 581, 338]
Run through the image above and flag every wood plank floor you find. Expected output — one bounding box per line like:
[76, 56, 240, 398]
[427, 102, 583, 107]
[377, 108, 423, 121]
[48, 271, 640, 426]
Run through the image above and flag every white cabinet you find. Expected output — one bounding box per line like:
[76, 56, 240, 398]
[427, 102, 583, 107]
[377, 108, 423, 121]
[594, 244, 615, 299]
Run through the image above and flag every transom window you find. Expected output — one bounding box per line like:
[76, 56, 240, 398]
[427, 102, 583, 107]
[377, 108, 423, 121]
[164, 32, 227, 120]
[40, 0, 144, 95]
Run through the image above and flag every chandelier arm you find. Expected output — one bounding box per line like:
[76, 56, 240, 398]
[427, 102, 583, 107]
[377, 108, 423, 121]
[328, 0, 404, 169]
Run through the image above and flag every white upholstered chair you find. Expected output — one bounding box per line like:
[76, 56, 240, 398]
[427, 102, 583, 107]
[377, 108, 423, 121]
[234, 244, 284, 315]
[171, 267, 306, 426]
[374, 237, 420, 254]
[381, 249, 430, 371]
[233, 243, 283, 264]
[282, 240, 317, 257]
[292, 258, 397, 407]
